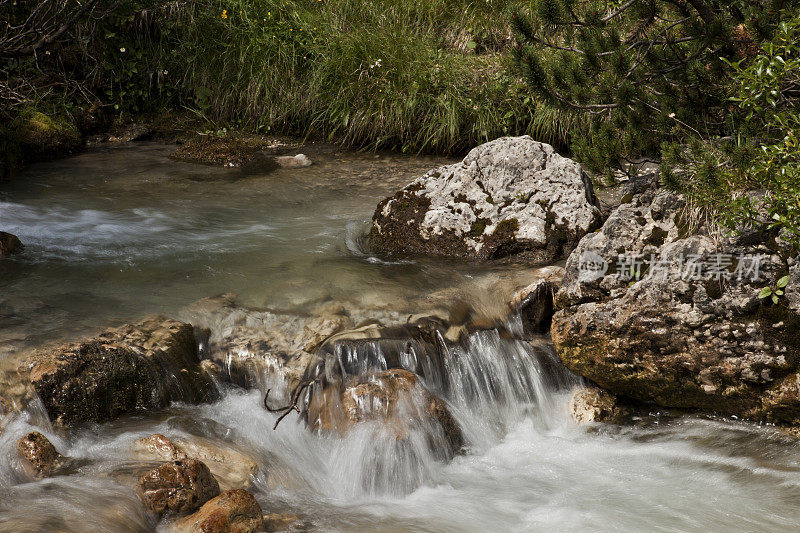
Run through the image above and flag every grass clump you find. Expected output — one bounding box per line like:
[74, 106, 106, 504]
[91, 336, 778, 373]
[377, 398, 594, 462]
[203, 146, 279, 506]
[163, 0, 572, 153]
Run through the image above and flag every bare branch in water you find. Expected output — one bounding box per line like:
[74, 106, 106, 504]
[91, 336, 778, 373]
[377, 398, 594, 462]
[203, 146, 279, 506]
[263, 377, 319, 430]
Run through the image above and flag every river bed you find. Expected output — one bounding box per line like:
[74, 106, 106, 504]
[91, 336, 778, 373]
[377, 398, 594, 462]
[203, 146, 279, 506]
[1, 144, 800, 532]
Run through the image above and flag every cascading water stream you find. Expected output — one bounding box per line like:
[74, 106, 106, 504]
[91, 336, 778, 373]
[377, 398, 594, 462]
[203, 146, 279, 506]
[248, 324, 583, 499]
[5, 145, 800, 532]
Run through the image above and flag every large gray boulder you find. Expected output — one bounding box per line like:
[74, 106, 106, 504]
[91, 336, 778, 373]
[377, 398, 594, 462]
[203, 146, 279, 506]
[552, 185, 800, 425]
[368, 136, 602, 262]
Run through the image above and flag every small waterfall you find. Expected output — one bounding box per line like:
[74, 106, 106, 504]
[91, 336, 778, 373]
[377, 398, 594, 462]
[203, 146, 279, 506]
[439, 330, 579, 451]
[275, 325, 580, 497]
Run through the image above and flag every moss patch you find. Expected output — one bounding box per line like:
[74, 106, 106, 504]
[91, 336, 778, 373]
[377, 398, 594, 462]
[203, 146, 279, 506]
[469, 218, 489, 238]
[11, 109, 82, 164]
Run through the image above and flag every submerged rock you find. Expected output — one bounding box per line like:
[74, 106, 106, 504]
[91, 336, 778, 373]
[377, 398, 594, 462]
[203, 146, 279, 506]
[133, 433, 259, 492]
[182, 294, 353, 390]
[263, 513, 300, 532]
[369, 136, 602, 262]
[552, 185, 800, 425]
[170, 488, 264, 533]
[134, 433, 188, 461]
[0, 232, 24, 258]
[275, 154, 312, 168]
[139, 458, 220, 518]
[17, 431, 63, 478]
[25, 316, 217, 426]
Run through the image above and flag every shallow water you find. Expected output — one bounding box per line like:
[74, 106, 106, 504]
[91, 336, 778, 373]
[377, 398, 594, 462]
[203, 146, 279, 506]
[2, 144, 800, 532]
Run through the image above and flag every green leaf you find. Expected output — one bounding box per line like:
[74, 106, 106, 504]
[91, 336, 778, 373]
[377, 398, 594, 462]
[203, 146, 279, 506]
[772, 294, 779, 304]
[777, 275, 790, 288]
[758, 286, 773, 299]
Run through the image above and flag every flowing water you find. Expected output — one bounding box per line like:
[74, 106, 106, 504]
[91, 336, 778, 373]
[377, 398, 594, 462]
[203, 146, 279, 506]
[2, 144, 800, 532]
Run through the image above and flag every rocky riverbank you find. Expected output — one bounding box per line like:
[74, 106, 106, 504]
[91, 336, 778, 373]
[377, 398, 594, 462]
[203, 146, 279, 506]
[1, 110, 317, 179]
[0, 256, 566, 530]
[3, 134, 800, 530]
[370, 135, 800, 428]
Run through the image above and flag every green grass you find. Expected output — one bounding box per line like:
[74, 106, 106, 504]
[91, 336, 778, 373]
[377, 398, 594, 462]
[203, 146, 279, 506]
[159, 0, 577, 153]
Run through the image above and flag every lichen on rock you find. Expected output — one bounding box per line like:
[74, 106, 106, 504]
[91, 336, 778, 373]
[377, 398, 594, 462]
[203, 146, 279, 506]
[552, 184, 800, 426]
[368, 136, 602, 262]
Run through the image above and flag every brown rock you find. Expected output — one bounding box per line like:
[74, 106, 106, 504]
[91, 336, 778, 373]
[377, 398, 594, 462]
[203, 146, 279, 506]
[263, 513, 299, 532]
[295, 314, 351, 353]
[17, 431, 62, 478]
[139, 459, 220, 518]
[506, 277, 561, 337]
[27, 316, 217, 426]
[310, 368, 463, 456]
[0, 232, 24, 258]
[170, 489, 264, 533]
[133, 434, 259, 492]
[133, 433, 188, 461]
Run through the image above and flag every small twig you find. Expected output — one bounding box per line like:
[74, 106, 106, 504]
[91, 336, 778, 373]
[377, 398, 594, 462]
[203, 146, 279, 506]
[263, 377, 319, 430]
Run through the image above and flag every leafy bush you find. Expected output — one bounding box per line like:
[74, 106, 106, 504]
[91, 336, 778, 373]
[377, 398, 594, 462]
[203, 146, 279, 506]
[663, 12, 800, 249]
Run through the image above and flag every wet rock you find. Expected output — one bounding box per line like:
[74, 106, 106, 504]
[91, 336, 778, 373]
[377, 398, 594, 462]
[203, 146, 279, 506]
[0, 232, 24, 258]
[133, 433, 188, 461]
[275, 154, 312, 168]
[308, 368, 463, 457]
[17, 431, 63, 478]
[506, 266, 565, 337]
[170, 135, 301, 168]
[139, 458, 220, 518]
[369, 136, 602, 262]
[569, 386, 631, 425]
[108, 123, 153, 143]
[170, 488, 264, 533]
[11, 109, 82, 163]
[552, 185, 800, 425]
[133, 433, 259, 492]
[182, 295, 352, 389]
[25, 316, 217, 426]
[310, 317, 450, 387]
[297, 314, 351, 352]
[263, 513, 300, 532]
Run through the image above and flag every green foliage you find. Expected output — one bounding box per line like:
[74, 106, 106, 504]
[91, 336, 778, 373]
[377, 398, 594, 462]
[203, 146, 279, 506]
[759, 275, 791, 304]
[662, 12, 800, 250]
[3, 0, 580, 155]
[165, 0, 552, 153]
[511, 0, 794, 172]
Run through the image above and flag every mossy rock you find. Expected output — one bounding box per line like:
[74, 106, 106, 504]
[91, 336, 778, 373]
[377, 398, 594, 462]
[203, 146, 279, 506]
[12, 109, 82, 162]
